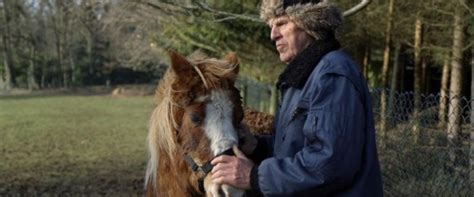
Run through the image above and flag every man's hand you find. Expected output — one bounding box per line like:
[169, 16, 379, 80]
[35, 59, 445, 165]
[211, 145, 254, 190]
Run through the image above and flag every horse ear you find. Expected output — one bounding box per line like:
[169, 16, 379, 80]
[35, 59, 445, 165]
[224, 52, 239, 76]
[169, 51, 193, 76]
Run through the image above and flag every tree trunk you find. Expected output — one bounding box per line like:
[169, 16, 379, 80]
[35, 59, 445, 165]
[53, 2, 69, 89]
[388, 43, 401, 129]
[446, 6, 465, 176]
[1, 36, 13, 91]
[0, 60, 3, 89]
[411, 15, 424, 144]
[414, 15, 423, 114]
[53, 13, 64, 88]
[447, 9, 464, 144]
[63, 10, 73, 88]
[40, 68, 46, 88]
[470, 40, 474, 191]
[421, 57, 429, 93]
[27, 46, 39, 90]
[1, 0, 14, 91]
[379, 0, 395, 135]
[70, 55, 76, 86]
[363, 44, 371, 79]
[388, 43, 401, 112]
[438, 53, 450, 128]
[381, 0, 394, 89]
[86, 35, 94, 76]
[57, 38, 68, 88]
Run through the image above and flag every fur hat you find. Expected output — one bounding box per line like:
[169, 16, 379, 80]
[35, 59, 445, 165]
[260, 0, 343, 40]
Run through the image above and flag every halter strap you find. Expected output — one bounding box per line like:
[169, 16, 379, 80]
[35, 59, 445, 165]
[184, 148, 235, 193]
[184, 148, 235, 174]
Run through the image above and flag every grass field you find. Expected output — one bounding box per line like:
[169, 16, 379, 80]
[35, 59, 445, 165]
[0, 94, 154, 195]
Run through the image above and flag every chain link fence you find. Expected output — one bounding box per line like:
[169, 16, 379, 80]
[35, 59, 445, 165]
[371, 89, 472, 196]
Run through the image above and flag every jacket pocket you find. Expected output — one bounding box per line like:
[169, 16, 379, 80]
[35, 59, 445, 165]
[279, 99, 309, 145]
[303, 112, 322, 150]
[288, 99, 309, 124]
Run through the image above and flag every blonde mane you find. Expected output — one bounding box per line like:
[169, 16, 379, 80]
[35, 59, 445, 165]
[145, 56, 238, 192]
[145, 69, 178, 189]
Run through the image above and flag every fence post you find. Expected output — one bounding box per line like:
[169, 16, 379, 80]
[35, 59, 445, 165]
[269, 85, 278, 115]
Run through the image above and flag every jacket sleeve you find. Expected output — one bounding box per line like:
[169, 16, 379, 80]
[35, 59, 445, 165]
[256, 73, 366, 195]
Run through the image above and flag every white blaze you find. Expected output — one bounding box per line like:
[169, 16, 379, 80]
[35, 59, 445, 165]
[204, 90, 238, 156]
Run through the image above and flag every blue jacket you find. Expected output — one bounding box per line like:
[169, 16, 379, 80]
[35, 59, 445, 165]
[254, 50, 383, 196]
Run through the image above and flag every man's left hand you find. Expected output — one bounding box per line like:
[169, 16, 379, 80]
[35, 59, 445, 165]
[211, 145, 254, 190]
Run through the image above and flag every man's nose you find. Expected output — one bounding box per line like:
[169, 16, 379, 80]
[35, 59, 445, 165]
[270, 26, 281, 41]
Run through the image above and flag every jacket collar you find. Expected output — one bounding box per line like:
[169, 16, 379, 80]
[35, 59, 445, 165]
[276, 38, 340, 90]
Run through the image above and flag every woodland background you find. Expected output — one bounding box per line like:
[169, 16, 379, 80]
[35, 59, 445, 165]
[0, 0, 473, 195]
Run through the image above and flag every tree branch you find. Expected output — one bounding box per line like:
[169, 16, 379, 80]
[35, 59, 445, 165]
[192, 0, 262, 23]
[459, 0, 473, 15]
[138, 1, 188, 15]
[343, 0, 371, 17]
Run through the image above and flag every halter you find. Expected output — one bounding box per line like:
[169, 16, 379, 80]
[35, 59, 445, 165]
[183, 148, 235, 193]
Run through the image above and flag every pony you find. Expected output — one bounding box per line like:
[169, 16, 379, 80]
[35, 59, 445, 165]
[145, 51, 246, 197]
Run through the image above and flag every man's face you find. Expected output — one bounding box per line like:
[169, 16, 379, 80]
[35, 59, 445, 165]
[269, 15, 313, 63]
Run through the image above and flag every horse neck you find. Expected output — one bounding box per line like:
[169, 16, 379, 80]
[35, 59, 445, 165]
[153, 146, 200, 197]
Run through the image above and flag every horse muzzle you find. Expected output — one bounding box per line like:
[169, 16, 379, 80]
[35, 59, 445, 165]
[184, 148, 245, 197]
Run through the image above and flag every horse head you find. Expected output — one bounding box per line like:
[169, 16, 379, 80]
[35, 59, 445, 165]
[146, 51, 245, 197]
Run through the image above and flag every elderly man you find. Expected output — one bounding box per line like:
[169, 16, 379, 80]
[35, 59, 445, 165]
[211, 0, 383, 196]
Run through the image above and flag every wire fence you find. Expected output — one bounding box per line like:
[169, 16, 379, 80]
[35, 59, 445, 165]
[239, 81, 473, 195]
[371, 89, 472, 196]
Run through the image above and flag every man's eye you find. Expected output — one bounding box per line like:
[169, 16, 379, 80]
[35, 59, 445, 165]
[190, 113, 202, 125]
[275, 20, 287, 27]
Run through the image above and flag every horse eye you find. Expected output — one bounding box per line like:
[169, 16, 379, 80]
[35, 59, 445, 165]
[188, 91, 195, 100]
[190, 113, 202, 125]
